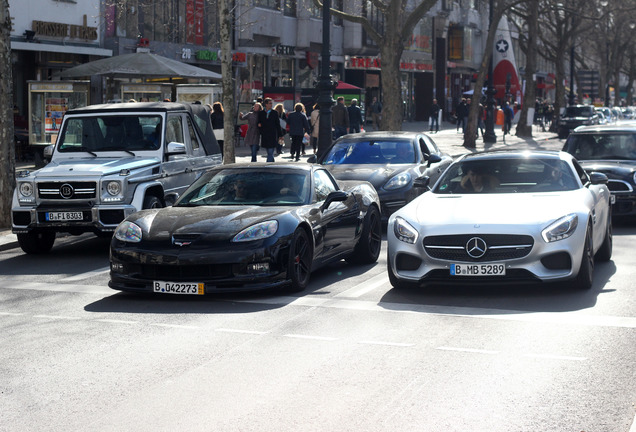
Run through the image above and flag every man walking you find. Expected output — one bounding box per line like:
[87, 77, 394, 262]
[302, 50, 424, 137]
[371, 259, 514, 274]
[348, 99, 363, 133]
[286, 103, 311, 161]
[258, 98, 281, 162]
[369, 96, 382, 131]
[429, 99, 441, 133]
[455, 98, 468, 133]
[332, 96, 350, 139]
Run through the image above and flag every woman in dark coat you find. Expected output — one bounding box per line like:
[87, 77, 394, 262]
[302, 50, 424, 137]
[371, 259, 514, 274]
[239, 102, 263, 162]
[286, 103, 311, 161]
[210, 102, 224, 157]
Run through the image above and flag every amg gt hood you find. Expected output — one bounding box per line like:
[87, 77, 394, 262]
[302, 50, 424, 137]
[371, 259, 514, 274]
[410, 192, 585, 228]
[130, 205, 285, 242]
[325, 164, 410, 190]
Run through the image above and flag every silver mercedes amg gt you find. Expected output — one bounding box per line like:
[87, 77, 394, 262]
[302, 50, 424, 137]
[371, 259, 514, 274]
[387, 150, 613, 290]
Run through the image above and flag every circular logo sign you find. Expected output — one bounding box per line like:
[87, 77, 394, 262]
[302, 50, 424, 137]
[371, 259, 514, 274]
[59, 183, 74, 199]
[466, 237, 487, 259]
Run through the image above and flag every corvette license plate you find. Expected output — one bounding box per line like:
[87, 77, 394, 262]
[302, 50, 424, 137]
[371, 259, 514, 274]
[46, 211, 83, 221]
[153, 281, 204, 295]
[450, 263, 506, 276]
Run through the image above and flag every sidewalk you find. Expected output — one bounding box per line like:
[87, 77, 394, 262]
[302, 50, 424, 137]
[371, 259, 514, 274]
[230, 120, 562, 163]
[4, 121, 561, 252]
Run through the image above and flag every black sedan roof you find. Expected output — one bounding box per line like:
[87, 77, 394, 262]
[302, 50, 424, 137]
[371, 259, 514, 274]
[459, 149, 572, 162]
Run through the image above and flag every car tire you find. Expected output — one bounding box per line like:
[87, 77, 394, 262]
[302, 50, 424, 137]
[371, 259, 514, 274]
[346, 205, 382, 265]
[143, 195, 163, 209]
[388, 263, 419, 290]
[17, 231, 56, 254]
[287, 228, 313, 292]
[595, 213, 612, 262]
[573, 224, 594, 290]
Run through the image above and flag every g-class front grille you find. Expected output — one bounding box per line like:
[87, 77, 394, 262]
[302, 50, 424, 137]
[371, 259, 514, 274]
[37, 182, 97, 200]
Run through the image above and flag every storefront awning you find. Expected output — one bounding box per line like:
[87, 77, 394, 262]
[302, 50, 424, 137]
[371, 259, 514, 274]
[337, 81, 362, 90]
[12, 41, 112, 57]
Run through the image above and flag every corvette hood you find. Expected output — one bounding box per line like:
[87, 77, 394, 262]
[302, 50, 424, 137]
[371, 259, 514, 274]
[131, 205, 288, 243]
[325, 164, 410, 190]
[34, 157, 159, 178]
[408, 192, 584, 229]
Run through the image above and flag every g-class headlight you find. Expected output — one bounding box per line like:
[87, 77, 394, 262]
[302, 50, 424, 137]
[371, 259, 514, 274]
[19, 182, 34, 197]
[102, 180, 124, 202]
[106, 181, 122, 196]
[542, 214, 578, 242]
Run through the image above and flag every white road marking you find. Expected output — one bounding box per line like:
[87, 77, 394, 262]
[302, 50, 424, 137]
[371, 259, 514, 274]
[335, 273, 390, 298]
[436, 346, 499, 355]
[33, 315, 82, 320]
[95, 319, 139, 325]
[60, 266, 110, 282]
[151, 323, 200, 330]
[284, 334, 338, 341]
[215, 328, 268, 335]
[358, 340, 415, 347]
[0, 312, 24, 316]
[522, 353, 586, 361]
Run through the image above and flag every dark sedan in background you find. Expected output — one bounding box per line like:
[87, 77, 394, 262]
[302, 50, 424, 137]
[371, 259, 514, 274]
[309, 132, 452, 220]
[562, 124, 636, 216]
[109, 163, 382, 294]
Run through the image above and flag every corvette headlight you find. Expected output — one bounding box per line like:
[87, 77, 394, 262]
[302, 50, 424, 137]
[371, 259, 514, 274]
[394, 216, 418, 244]
[384, 172, 412, 190]
[106, 181, 122, 196]
[19, 182, 34, 197]
[542, 214, 578, 242]
[232, 220, 278, 242]
[114, 221, 142, 243]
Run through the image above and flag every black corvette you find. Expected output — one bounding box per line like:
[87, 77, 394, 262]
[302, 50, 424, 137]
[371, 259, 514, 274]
[309, 131, 452, 220]
[109, 163, 382, 294]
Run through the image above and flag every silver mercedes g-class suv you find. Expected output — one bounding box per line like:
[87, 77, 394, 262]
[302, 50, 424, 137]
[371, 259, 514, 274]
[12, 102, 222, 254]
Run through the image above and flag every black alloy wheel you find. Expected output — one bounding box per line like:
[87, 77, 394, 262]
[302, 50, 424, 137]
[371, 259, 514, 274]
[573, 223, 594, 290]
[143, 195, 163, 209]
[287, 229, 312, 292]
[595, 212, 612, 262]
[347, 206, 382, 264]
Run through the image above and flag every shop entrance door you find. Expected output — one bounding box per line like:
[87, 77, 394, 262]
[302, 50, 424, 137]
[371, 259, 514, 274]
[414, 73, 433, 121]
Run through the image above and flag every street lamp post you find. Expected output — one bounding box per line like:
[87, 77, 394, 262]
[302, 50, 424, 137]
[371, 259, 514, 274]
[316, 0, 335, 158]
[483, 0, 497, 144]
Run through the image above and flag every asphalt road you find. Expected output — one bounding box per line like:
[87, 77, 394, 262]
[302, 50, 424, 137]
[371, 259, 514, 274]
[1, 217, 636, 431]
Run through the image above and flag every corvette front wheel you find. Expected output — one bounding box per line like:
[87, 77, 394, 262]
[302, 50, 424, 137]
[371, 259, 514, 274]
[287, 229, 313, 292]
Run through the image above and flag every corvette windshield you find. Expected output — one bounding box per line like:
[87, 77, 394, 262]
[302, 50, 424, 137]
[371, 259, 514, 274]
[434, 158, 578, 194]
[322, 139, 415, 164]
[176, 169, 311, 206]
[567, 133, 636, 161]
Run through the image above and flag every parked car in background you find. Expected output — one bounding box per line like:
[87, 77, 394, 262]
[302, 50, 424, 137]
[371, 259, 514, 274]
[562, 124, 636, 216]
[595, 107, 615, 124]
[110, 163, 382, 294]
[309, 131, 452, 221]
[387, 150, 612, 291]
[12, 102, 222, 254]
[558, 105, 600, 139]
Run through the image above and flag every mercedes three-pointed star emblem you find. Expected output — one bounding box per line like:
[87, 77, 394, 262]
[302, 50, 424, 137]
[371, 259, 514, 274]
[466, 237, 487, 259]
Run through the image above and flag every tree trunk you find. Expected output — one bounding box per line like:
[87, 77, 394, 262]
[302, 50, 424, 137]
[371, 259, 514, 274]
[378, 40, 404, 131]
[0, 0, 15, 228]
[551, 54, 567, 132]
[218, 0, 235, 163]
[516, 0, 538, 137]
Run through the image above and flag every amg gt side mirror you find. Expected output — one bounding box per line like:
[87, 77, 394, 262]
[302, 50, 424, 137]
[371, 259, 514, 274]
[588, 172, 608, 185]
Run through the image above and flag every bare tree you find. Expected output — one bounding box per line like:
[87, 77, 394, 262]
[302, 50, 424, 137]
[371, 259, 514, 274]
[314, 0, 437, 131]
[0, 0, 15, 228]
[217, 0, 235, 163]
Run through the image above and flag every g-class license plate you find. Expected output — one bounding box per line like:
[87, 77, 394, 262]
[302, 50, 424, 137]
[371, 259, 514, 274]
[450, 263, 506, 276]
[153, 281, 204, 295]
[45, 211, 83, 221]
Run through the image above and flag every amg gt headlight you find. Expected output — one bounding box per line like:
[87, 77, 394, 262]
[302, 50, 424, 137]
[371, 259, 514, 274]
[632, 171, 636, 184]
[542, 214, 578, 242]
[106, 181, 122, 196]
[19, 182, 34, 197]
[114, 221, 142, 243]
[232, 220, 278, 242]
[394, 216, 418, 244]
[384, 172, 412, 190]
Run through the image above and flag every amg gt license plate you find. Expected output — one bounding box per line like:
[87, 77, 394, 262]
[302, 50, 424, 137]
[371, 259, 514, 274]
[450, 263, 506, 276]
[45, 211, 83, 221]
[153, 281, 204, 295]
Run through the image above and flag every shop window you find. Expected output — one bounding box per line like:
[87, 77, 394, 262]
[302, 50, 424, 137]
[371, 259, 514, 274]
[362, 1, 383, 46]
[333, 0, 343, 25]
[448, 26, 464, 61]
[283, 0, 296, 16]
[271, 57, 294, 87]
[310, 2, 322, 18]
[255, 0, 281, 10]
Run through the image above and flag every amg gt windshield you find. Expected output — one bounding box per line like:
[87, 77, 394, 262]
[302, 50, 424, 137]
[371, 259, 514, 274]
[322, 139, 415, 164]
[567, 133, 636, 160]
[57, 115, 162, 152]
[176, 169, 311, 206]
[434, 158, 578, 194]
